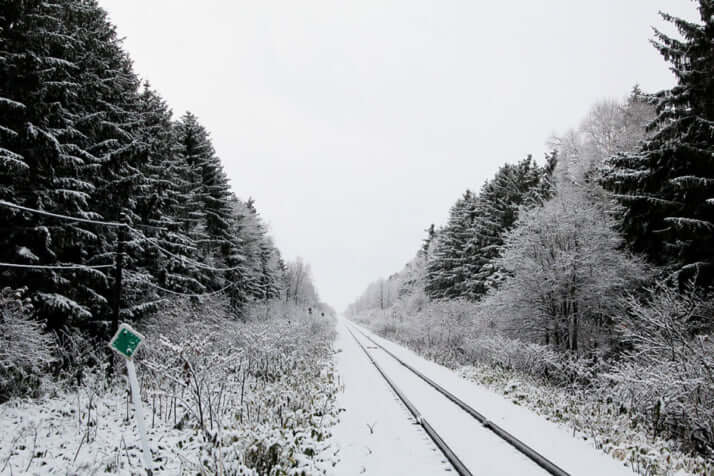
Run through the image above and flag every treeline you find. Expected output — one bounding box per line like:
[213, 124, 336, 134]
[347, 88, 654, 352]
[0, 0, 320, 338]
[348, 1, 714, 457]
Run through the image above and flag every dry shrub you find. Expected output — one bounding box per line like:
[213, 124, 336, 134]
[604, 283, 714, 454]
[0, 287, 55, 402]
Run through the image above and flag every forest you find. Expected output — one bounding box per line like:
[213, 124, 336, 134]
[0, 1, 338, 473]
[1, 0, 714, 474]
[348, 1, 714, 472]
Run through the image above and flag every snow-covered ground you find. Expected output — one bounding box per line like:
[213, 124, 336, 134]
[0, 304, 339, 475]
[331, 319, 451, 475]
[343, 319, 636, 476]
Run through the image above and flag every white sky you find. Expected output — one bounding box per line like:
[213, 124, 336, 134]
[100, 0, 697, 311]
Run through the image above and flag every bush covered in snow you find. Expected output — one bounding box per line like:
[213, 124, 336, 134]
[138, 296, 339, 474]
[458, 362, 713, 475]
[605, 283, 714, 455]
[354, 299, 486, 368]
[353, 283, 714, 475]
[0, 287, 56, 402]
[354, 299, 600, 388]
[0, 296, 339, 475]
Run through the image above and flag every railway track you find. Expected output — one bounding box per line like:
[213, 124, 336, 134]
[345, 321, 570, 476]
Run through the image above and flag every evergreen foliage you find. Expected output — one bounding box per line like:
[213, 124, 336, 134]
[424, 190, 477, 299]
[0, 0, 286, 335]
[462, 154, 556, 298]
[424, 155, 555, 301]
[602, 1, 714, 282]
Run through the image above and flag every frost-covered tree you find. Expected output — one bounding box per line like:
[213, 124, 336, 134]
[491, 183, 648, 353]
[224, 196, 282, 310]
[607, 282, 714, 452]
[284, 258, 319, 307]
[126, 85, 207, 306]
[424, 155, 554, 301]
[463, 154, 556, 299]
[246, 202, 283, 301]
[553, 89, 655, 185]
[67, 0, 169, 328]
[602, 2, 714, 282]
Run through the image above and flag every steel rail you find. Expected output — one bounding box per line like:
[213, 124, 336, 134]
[348, 322, 570, 476]
[345, 324, 473, 476]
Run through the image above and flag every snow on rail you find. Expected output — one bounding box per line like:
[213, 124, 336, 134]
[349, 323, 569, 476]
[350, 321, 636, 476]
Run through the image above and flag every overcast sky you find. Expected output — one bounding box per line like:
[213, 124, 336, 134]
[100, 0, 697, 312]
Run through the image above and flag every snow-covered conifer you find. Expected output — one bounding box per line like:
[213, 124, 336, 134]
[602, 1, 714, 283]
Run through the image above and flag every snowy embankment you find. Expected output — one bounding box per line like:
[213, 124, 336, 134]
[349, 321, 637, 476]
[329, 319, 449, 475]
[353, 312, 712, 476]
[0, 298, 340, 475]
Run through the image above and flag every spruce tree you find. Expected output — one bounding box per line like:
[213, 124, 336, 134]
[602, 1, 714, 282]
[420, 224, 436, 257]
[464, 154, 556, 299]
[0, 0, 111, 329]
[0, 0, 291, 335]
[65, 0, 163, 327]
[129, 85, 207, 302]
[175, 113, 236, 268]
[244, 199, 282, 301]
[424, 190, 477, 299]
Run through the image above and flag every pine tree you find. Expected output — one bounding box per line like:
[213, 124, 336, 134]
[129, 84, 206, 301]
[0, 0, 292, 335]
[424, 190, 477, 299]
[463, 154, 556, 299]
[174, 113, 236, 267]
[602, 1, 714, 282]
[65, 0, 164, 328]
[244, 199, 282, 301]
[0, 0, 114, 329]
[420, 224, 436, 257]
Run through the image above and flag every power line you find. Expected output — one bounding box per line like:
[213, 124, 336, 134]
[0, 200, 167, 231]
[1, 199, 241, 272]
[133, 232, 245, 273]
[0, 262, 114, 270]
[127, 271, 235, 297]
[0, 200, 127, 227]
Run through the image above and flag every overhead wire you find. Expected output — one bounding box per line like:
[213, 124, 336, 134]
[0, 262, 114, 270]
[0, 200, 127, 227]
[143, 236, 244, 272]
[126, 226, 245, 273]
[0, 200, 167, 231]
[126, 270, 235, 298]
[0, 199, 243, 273]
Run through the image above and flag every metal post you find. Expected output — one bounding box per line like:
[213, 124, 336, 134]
[126, 358, 152, 473]
[109, 230, 125, 376]
[112, 231, 125, 336]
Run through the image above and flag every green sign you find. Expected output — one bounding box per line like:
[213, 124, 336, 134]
[109, 323, 145, 359]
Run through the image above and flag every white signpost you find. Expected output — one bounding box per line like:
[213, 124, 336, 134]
[109, 323, 151, 473]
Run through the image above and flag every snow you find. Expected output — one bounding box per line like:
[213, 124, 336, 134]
[0, 97, 26, 110]
[348, 320, 636, 476]
[0, 148, 28, 171]
[330, 318, 451, 475]
[17, 246, 39, 262]
[0, 376, 190, 474]
[35, 292, 92, 319]
[0, 304, 340, 475]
